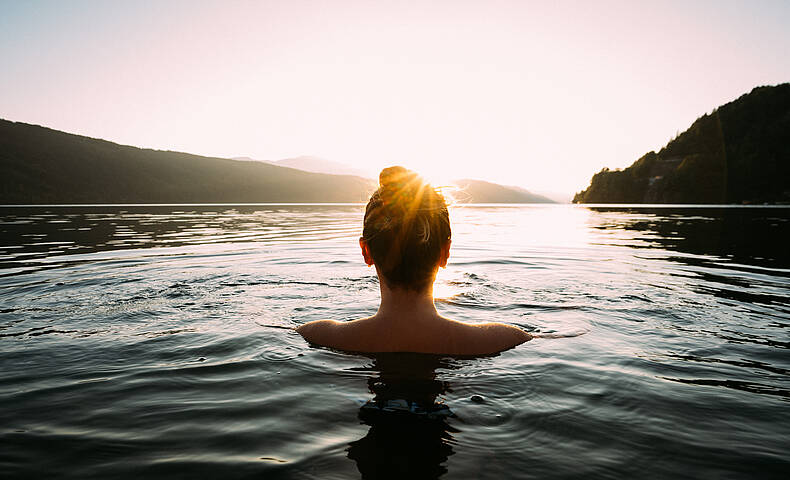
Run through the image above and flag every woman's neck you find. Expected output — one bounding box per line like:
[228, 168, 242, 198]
[376, 278, 439, 320]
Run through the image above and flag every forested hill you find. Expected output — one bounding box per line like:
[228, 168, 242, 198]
[0, 119, 551, 204]
[453, 179, 554, 203]
[573, 83, 790, 204]
[0, 119, 378, 204]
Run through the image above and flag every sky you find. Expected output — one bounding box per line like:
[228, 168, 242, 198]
[1, 0, 788, 198]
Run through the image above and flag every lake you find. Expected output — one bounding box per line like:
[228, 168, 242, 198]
[1, 204, 788, 479]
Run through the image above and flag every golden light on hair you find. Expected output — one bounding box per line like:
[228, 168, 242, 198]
[362, 166, 452, 291]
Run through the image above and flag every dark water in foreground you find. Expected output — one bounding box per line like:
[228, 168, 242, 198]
[1, 204, 788, 479]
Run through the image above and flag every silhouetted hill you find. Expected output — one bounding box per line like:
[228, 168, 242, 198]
[0, 120, 378, 204]
[271, 156, 370, 177]
[0, 120, 553, 204]
[573, 83, 790, 204]
[231, 155, 370, 177]
[453, 179, 555, 203]
[234, 156, 554, 202]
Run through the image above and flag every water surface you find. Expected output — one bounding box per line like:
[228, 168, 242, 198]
[1, 204, 788, 479]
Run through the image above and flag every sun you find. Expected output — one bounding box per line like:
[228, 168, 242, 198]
[415, 172, 459, 202]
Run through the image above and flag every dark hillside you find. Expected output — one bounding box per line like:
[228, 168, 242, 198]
[0, 119, 555, 204]
[573, 83, 790, 204]
[453, 179, 554, 203]
[0, 119, 375, 204]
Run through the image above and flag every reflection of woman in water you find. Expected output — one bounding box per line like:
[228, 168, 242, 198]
[347, 354, 458, 479]
[297, 166, 531, 354]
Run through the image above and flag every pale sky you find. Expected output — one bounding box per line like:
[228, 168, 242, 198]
[1, 0, 788, 198]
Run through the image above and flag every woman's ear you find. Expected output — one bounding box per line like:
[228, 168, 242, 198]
[439, 240, 451, 268]
[359, 237, 374, 266]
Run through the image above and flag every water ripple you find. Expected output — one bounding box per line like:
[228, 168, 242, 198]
[1, 205, 789, 479]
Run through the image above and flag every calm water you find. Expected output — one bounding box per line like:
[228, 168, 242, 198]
[1, 204, 788, 479]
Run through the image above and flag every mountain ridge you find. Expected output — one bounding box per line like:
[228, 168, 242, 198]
[232, 155, 557, 202]
[573, 83, 790, 204]
[452, 179, 554, 203]
[0, 119, 376, 204]
[0, 119, 552, 204]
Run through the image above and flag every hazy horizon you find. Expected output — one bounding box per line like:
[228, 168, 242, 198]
[1, 0, 788, 196]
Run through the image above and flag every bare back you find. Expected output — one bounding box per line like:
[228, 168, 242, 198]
[296, 315, 531, 355]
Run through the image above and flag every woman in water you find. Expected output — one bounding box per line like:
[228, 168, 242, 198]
[297, 166, 531, 355]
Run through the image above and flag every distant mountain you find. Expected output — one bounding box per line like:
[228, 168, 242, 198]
[230, 156, 270, 163]
[273, 156, 370, 177]
[524, 189, 571, 204]
[0, 120, 375, 204]
[237, 155, 557, 203]
[452, 179, 555, 203]
[232, 155, 370, 177]
[505, 185, 565, 203]
[573, 83, 790, 204]
[0, 120, 551, 204]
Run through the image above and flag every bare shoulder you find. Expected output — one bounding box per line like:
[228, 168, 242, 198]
[295, 319, 343, 345]
[450, 320, 532, 354]
[478, 322, 532, 347]
[481, 322, 532, 341]
[296, 316, 529, 355]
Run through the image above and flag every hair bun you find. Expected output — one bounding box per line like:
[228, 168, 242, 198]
[379, 166, 418, 189]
